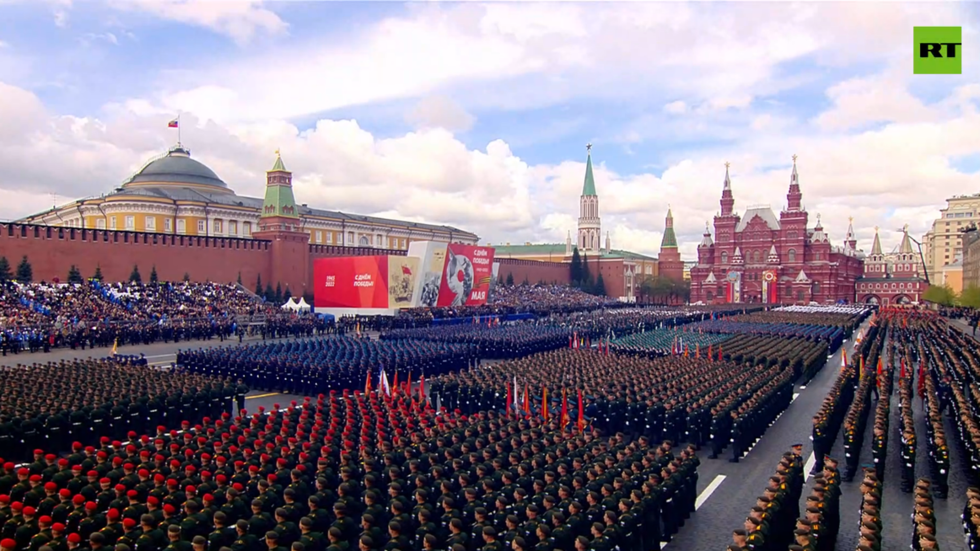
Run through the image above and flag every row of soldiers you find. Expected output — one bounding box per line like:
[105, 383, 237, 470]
[910, 478, 940, 550]
[726, 444, 840, 551]
[841, 321, 887, 482]
[0, 387, 702, 551]
[380, 325, 572, 360]
[0, 358, 239, 462]
[965, 487, 980, 551]
[428, 348, 797, 463]
[177, 337, 478, 396]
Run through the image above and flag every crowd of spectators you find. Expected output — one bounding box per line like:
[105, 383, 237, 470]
[0, 282, 319, 354]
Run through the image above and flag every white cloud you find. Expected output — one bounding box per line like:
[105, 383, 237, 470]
[2, 3, 980, 263]
[80, 32, 119, 46]
[108, 0, 287, 45]
[663, 101, 687, 115]
[405, 96, 476, 133]
[53, 9, 68, 28]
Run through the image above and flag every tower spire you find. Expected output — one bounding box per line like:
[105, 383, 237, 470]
[786, 154, 802, 211]
[845, 216, 857, 249]
[582, 143, 597, 196]
[871, 226, 883, 256]
[660, 207, 677, 249]
[720, 161, 735, 216]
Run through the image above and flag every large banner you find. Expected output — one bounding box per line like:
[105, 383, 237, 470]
[387, 256, 421, 307]
[313, 256, 390, 309]
[436, 244, 495, 306]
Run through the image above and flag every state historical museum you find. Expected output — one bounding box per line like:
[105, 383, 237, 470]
[690, 158, 864, 305]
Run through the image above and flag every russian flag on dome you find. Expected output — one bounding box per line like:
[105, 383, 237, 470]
[168, 118, 179, 128]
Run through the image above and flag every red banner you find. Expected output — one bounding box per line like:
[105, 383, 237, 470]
[436, 244, 495, 307]
[314, 256, 389, 308]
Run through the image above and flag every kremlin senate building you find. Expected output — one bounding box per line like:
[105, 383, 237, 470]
[5, 139, 927, 305]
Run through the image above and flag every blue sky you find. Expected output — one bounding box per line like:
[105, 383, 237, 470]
[0, 1, 978, 261]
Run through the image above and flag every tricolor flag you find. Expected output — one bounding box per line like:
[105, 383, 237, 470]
[513, 377, 520, 414]
[379, 366, 391, 397]
[168, 118, 179, 128]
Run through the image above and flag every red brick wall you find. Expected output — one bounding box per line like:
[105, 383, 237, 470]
[0, 224, 272, 287]
[496, 258, 571, 286]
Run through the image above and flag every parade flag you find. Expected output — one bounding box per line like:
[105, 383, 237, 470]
[560, 389, 569, 429]
[405, 370, 412, 397]
[573, 332, 578, 350]
[900, 358, 906, 379]
[392, 369, 399, 394]
[577, 389, 584, 431]
[541, 387, 548, 422]
[859, 355, 864, 381]
[419, 375, 425, 406]
[111, 337, 118, 355]
[513, 377, 520, 414]
[586, 336, 590, 349]
[506, 381, 513, 417]
[695, 344, 700, 358]
[842, 347, 848, 370]
[684, 345, 689, 358]
[524, 386, 530, 415]
[379, 366, 391, 397]
[365, 370, 372, 394]
[876, 357, 883, 388]
[605, 338, 610, 356]
[917, 362, 925, 395]
[569, 335, 574, 349]
[708, 344, 712, 360]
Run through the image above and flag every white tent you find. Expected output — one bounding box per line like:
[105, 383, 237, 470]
[281, 297, 300, 311]
[296, 297, 311, 312]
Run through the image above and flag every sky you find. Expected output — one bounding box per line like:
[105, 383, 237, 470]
[0, 1, 978, 261]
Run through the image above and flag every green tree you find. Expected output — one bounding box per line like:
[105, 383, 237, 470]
[284, 287, 292, 301]
[149, 265, 159, 284]
[183, 272, 191, 282]
[15, 256, 32, 283]
[275, 282, 283, 303]
[0, 256, 11, 282]
[237, 272, 243, 285]
[580, 252, 592, 291]
[522, 275, 529, 286]
[497, 275, 504, 286]
[959, 286, 980, 308]
[92, 265, 103, 281]
[570, 247, 583, 285]
[594, 273, 606, 296]
[255, 274, 263, 295]
[129, 265, 142, 284]
[923, 284, 955, 306]
[264, 283, 275, 302]
[505, 273, 514, 286]
[67, 265, 83, 284]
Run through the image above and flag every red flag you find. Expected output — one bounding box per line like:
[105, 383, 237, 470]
[569, 335, 574, 349]
[718, 346, 723, 361]
[542, 387, 548, 422]
[708, 344, 713, 359]
[365, 370, 372, 394]
[917, 362, 925, 396]
[684, 345, 689, 358]
[524, 387, 530, 414]
[419, 375, 425, 406]
[577, 389, 584, 432]
[605, 338, 610, 356]
[393, 369, 399, 394]
[406, 370, 412, 398]
[587, 336, 591, 349]
[560, 389, 569, 428]
[900, 358, 906, 379]
[695, 344, 700, 358]
[506, 382, 513, 418]
[876, 358, 883, 389]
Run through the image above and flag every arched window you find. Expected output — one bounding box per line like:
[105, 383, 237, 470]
[721, 252, 729, 264]
[813, 282, 820, 296]
[359, 235, 369, 246]
[787, 249, 796, 262]
[752, 250, 761, 263]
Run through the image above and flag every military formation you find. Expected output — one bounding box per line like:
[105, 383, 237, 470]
[178, 337, 477, 396]
[726, 444, 841, 551]
[0, 358, 240, 461]
[0, 386, 700, 551]
[429, 346, 802, 466]
[965, 487, 980, 551]
[380, 326, 572, 360]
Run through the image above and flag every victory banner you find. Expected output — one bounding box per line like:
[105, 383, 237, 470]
[313, 256, 389, 308]
[387, 256, 420, 306]
[436, 244, 495, 307]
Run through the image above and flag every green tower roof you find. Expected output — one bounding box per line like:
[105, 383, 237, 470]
[661, 208, 677, 249]
[261, 153, 298, 219]
[582, 148, 597, 196]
